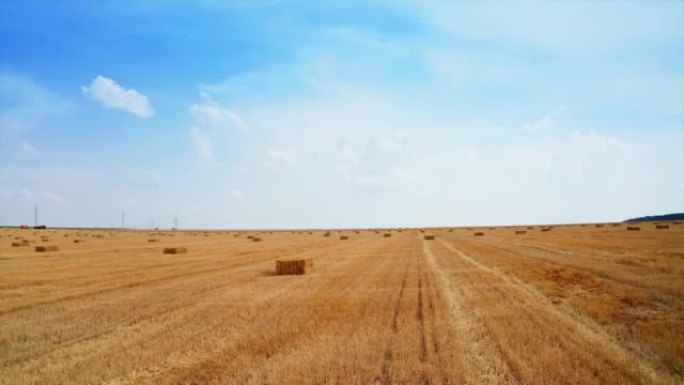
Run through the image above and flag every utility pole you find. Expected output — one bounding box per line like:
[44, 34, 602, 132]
[122, 211, 125, 229]
[173, 214, 178, 230]
[34, 205, 38, 227]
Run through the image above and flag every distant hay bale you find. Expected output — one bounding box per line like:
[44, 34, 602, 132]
[515, 230, 527, 235]
[655, 225, 669, 230]
[35, 245, 59, 252]
[541, 228, 551, 232]
[252, 237, 262, 242]
[473, 232, 484, 237]
[163, 247, 187, 254]
[527, 226, 534, 230]
[626, 227, 640, 231]
[324, 232, 330, 237]
[11, 242, 28, 247]
[276, 259, 314, 275]
[148, 238, 160, 243]
[247, 235, 254, 239]
[448, 229, 453, 232]
[384, 233, 391, 237]
[73, 239, 83, 243]
[595, 224, 604, 228]
[424, 235, 435, 240]
[673, 221, 682, 225]
[612, 223, 622, 227]
[340, 235, 349, 240]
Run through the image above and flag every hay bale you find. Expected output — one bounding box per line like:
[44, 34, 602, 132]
[612, 223, 622, 227]
[626, 227, 640, 231]
[541, 228, 551, 232]
[35, 245, 59, 252]
[163, 247, 187, 254]
[424, 235, 435, 240]
[276, 259, 314, 275]
[148, 238, 160, 243]
[324, 232, 330, 237]
[515, 230, 527, 235]
[655, 224, 669, 230]
[340, 235, 349, 240]
[595, 224, 604, 228]
[384, 233, 392, 237]
[11, 242, 28, 247]
[473, 232, 484, 237]
[673, 221, 682, 225]
[252, 237, 262, 242]
[73, 239, 83, 243]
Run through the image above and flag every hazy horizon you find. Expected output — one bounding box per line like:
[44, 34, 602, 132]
[1, 1, 683, 229]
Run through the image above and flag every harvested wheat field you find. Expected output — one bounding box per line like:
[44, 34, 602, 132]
[0, 224, 683, 385]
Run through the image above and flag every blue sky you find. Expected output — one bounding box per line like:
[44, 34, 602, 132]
[1, 1, 682, 229]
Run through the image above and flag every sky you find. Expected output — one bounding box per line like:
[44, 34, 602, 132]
[0, 1, 683, 229]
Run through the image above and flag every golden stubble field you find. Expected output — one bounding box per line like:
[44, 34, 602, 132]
[0, 223, 682, 385]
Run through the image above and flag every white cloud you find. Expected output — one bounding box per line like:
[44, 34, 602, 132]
[266, 148, 299, 169]
[189, 102, 246, 130]
[19, 188, 33, 200]
[400, 1, 684, 56]
[122, 170, 162, 189]
[230, 164, 249, 175]
[43, 190, 65, 204]
[0, 72, 72, 132]
[229, 188, 244, 200]
[521, 106, 565, 133]
[18, 141, 40, 156]
[82, 75, 154, 118]
[188, 126, 216, 165]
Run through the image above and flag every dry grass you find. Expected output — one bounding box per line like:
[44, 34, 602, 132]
[0, 225, 681, 384]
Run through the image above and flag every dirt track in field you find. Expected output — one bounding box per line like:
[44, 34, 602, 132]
[0, 223, 682, 384]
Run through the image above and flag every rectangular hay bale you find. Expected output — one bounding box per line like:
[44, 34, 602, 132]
[424, 235, 435, 240]
[276, 259, 314, 275]
[655, 225, 669, 230]
[473, 232, 484, 236]
[626, 227, 640, 231]
[35, 245, 59, 252]
[163, 247, 187, 254]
